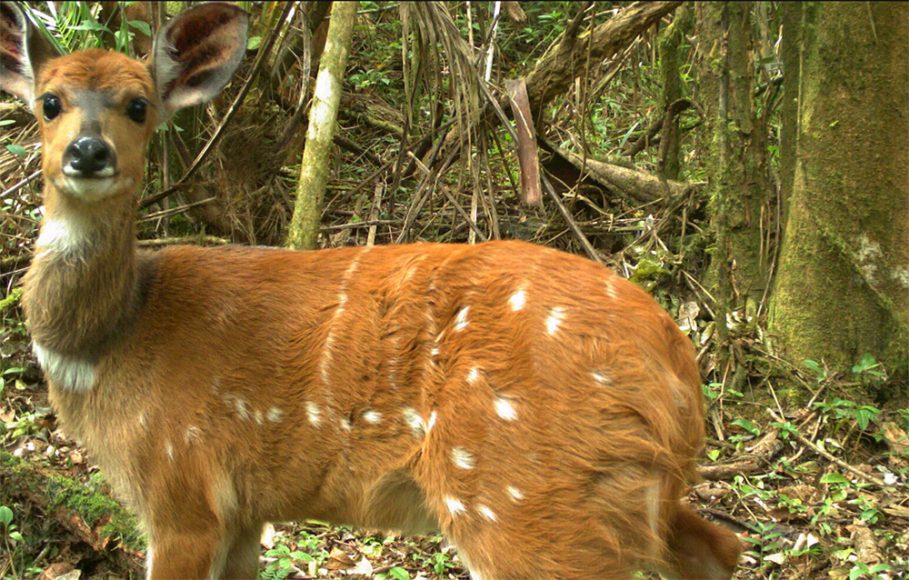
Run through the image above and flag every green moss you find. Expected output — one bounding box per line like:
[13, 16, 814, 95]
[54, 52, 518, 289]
[630, 258, 671, 291]
[771, 3, 909, 382]
[0, 287, 22, 312]
[0, 450, 144, 551]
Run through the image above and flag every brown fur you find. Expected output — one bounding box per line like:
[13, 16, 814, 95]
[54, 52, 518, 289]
[5, 4, 742, 578]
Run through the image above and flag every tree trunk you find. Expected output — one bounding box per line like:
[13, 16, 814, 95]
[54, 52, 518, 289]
[286, 1, 358, 250]
[697, 2, 770, 327]
[658, 4, 689, 180]
[778, 2, 804, 224]
[771, 2, 909, 379]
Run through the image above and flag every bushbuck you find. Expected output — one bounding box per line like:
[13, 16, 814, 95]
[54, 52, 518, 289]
[0, 2, 741, 578]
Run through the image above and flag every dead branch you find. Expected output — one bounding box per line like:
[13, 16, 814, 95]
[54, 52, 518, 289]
[542, 138, 698, 203]
[524, 2, 683, 113]
[699, 429, 784, 480]
[505, 79, 542, 206]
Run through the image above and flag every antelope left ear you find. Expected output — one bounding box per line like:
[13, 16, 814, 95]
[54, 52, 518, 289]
[0, 2, 58, 107]
[150, 2, 249, 119]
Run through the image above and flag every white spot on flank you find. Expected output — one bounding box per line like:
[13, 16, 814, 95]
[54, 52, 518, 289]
[254, 409, 264, 425]
[165, 441, 174, 462]
[467, 367, 481, 384]
[267, 407, 284, 423]
[545, 307, 567, 335]
[509, 287, 528, 311]
[184, 425, 202, 444]
[507, 486, 524, 501]
[430, 346, 440, 358]
[320, 250, 369, 388]
[363, 410, 383, 425]
[445, 496, 466, 516]
[451, 447, 475, 470]
[592, 371, 612, 385]
[427, 411, 438, 432]
[138, 412, 148, 430]
[402, 407, 425, 437]
[32, 342, 95, 392]
[605, 278, 619, 300]
[453, 306, 470, 332]
[477, 504, 498, 522]
[306, 402, 322, 427]
[339, 417, 352, 431]
[494, 397, 517, 421]
[234, 398, 250, 421]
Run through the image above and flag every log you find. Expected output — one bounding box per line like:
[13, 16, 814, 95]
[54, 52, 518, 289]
[0, 450, 145, 574]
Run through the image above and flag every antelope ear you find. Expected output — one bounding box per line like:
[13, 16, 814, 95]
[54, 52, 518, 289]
[0, 2, 57, 108]
[150, 2, 249, 119]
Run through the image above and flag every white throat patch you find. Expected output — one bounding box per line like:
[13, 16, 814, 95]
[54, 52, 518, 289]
[32, 342, 96, 392]
[35, 215, 90, 256]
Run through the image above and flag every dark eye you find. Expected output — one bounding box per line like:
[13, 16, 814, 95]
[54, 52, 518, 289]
[42, 94, 61, 121]
[126, 98, 147, 123]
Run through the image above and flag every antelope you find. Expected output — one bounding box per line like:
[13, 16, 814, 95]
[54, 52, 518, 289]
[1, 2, 742, 578]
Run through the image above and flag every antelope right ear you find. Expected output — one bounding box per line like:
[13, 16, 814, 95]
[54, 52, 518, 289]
[150, 2, 249, 119]
[0, 3, 57, 108]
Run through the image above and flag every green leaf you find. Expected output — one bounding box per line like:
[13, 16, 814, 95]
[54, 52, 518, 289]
[71, 21, 110, 33]
[128, 19, 151, 36]
[9, 530, 23, 542]
[707, 449, 721, 462]
[6, 143, 27, 156]
[731, 418, 761, 436]
[820, 472, 849, 485]
[0, 505, 13, 526]
[851, 352, 878, 374]
[388, 567, 410, 580]
[0, 119, 15, 127]
[247, 36, 262, 51]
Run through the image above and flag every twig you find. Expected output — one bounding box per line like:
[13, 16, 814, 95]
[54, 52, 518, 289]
[139, 197, 215, 222]
[767, 410, 887, 487]
[324, 219, 395, 232]
[366, 179, 385, 247]
[138, 235, 229, 247]
[541, 174, 602, 264]
[407, 151, 487, 243]
[1, 169, 41, 199]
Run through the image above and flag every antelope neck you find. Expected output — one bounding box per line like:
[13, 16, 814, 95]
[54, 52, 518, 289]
[24, 184, 142, 366]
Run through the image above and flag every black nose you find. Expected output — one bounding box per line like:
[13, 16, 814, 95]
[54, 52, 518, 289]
[64, 136, 114, 176]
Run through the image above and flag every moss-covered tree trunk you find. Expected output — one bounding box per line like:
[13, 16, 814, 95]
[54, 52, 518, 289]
[771, 2, 909, 381]
[658, 5, 689, 180]
[286, 2, 358, 250]
[697, 2, 771, 352]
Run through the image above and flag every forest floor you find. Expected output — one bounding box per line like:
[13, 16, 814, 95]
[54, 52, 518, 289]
[1, 313, 908, 579]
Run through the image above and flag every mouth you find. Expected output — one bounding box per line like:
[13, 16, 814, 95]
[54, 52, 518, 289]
[62, 165, 118, 179]
[54, 174, 125, 201]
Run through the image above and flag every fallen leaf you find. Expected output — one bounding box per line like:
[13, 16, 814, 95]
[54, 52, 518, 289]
[259, 523, 276, 549]
[846, 521, 883, 565]
[348, 557, 374, 576]
[325, 547, 357, 571]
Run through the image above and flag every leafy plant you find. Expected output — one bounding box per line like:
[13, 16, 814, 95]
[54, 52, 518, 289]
[0, 505, 25, 577]
[851, 353, 887, 384]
